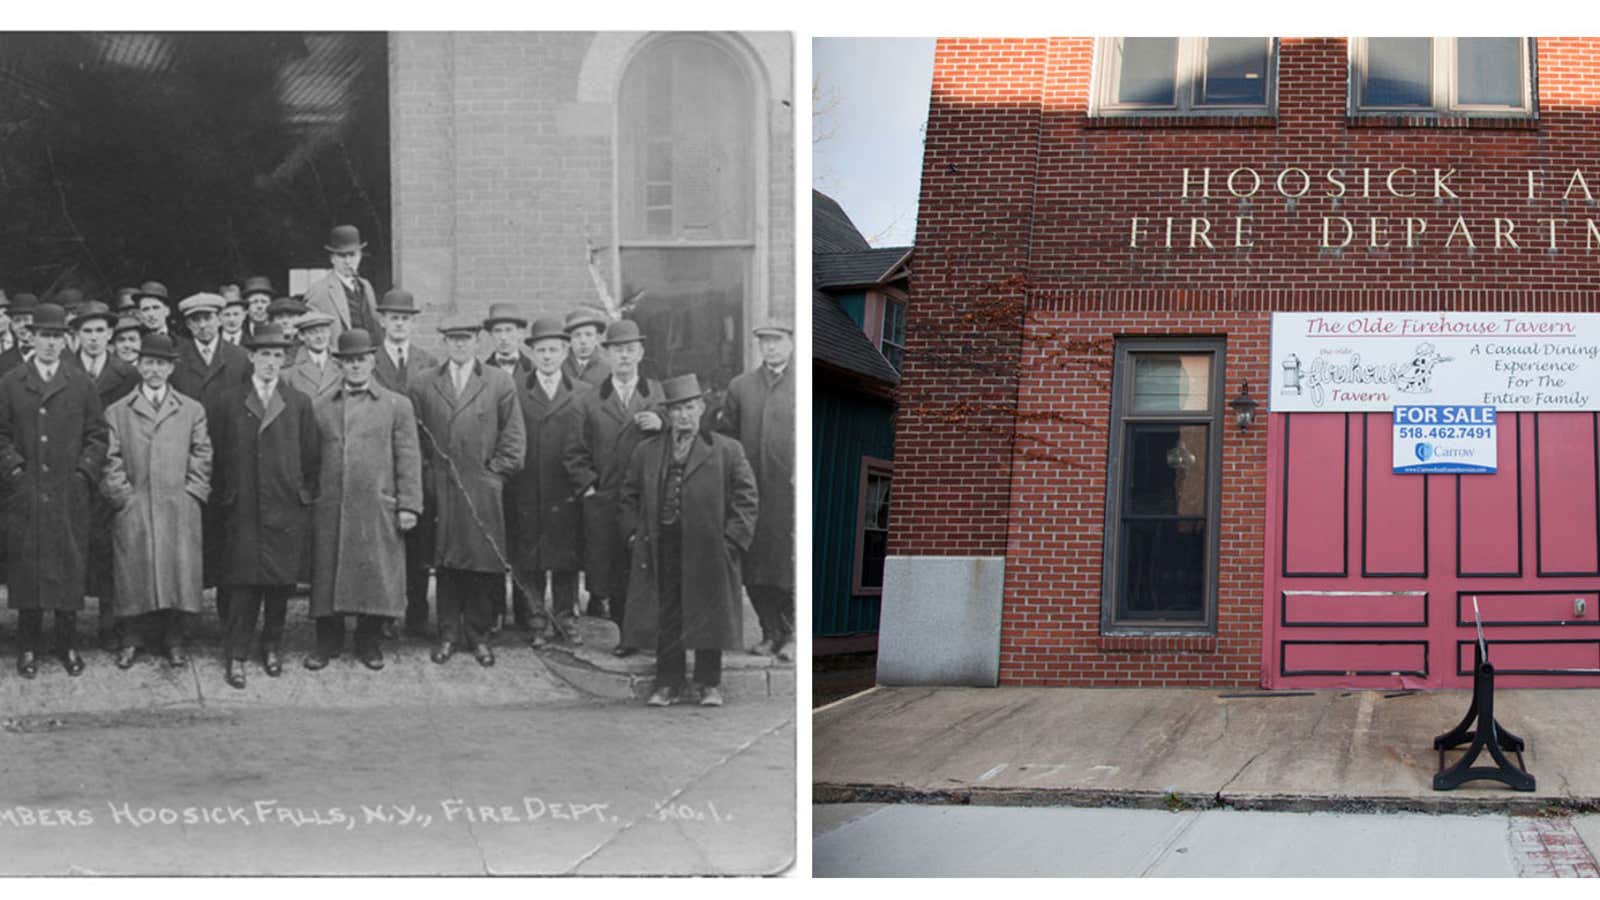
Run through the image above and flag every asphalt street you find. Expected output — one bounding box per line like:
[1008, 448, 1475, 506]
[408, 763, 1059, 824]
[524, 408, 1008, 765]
[814, 804, 1600, 877]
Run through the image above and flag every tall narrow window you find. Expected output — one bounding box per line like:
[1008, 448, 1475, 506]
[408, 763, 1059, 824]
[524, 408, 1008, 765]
[1092, 38, 1276, 117]
[1351, 38, 1535, 117]
[618, 35, 756, 392]
[1103, 339, 1225, 632]
[879, 296, 906, 373]
[853, 458, 893, 595]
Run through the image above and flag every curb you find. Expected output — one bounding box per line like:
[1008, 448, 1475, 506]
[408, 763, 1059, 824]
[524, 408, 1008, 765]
[539, 648, 794, 701]
[812, 782, 1600, 816]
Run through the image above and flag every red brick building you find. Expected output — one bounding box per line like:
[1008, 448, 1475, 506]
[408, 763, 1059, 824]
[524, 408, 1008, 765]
[882, 37, 1600, 689]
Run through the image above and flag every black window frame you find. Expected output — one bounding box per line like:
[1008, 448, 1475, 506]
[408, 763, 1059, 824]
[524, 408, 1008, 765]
[1101, 337, 1226, 635]
[1090, 37, 1279, 118]
[1348, 37, 1538, 119]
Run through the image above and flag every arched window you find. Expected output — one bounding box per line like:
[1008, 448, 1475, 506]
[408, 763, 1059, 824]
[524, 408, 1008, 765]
[616, 34, 757, 391]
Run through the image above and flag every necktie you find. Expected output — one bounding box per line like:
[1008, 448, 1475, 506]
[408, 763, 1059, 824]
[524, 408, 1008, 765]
[397, 348, 406, 370]
[200, 344, 213, 367]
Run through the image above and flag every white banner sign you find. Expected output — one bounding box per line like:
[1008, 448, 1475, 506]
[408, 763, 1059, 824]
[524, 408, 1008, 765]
[1270, 312, 1600, 412]
[1392, 405, 1497, 475]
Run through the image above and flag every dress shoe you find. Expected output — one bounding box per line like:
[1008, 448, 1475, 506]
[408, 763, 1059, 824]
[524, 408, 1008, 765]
[225, 660, 247, 690]
[262, 650, 283, 678]
[749, 638, 775, 657]
[60, 649, 85, 677]
[431, 641, 455, 664]
[17, 652, 37, 679]
[165, 646, 189, 668]
[646, 685, 679, 707]
[115, 646, 139, 670]
[473, 644, 495, 667]
[303, 653, 330, 671]
[360, 652, 385, 671]
[698, 685, 725, 708]
[612, 645, 638, 658]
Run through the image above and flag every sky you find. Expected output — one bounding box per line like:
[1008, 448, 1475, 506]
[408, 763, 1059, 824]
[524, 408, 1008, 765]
[812, 37, 935, 249]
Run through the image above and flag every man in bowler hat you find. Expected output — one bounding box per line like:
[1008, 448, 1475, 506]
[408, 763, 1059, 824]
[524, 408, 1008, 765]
[303, 225, 379, 341]
[483, 302, 535, 631]
[371, 288, 438, 636]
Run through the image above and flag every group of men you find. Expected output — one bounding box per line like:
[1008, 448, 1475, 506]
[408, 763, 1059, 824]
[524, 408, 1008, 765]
[0, 226, 795, 707]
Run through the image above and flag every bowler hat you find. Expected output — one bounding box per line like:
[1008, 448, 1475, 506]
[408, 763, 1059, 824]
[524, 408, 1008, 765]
[11, 293, 39, 315]
[524, 316, 570, 346]
[178, 293, 225, 318]
[483, 302, 529, 330]
[325, 225, 367, 253]
[134, 282, 170, 304]
[138, 333, 180, 361]
[31, 303, 69, 334]
[660, 373, 704, 405]
[71, 301, 118, 330]
[564, 307, 608, 333]
[438, 317, 481, 337]
[222, 291, 248, 310]
[113, 312, 142, 335]
[376, 289, 420, 314]
[242, 276, 276, 299]
[267, 297, 309, 319]
[332, 329, 379, 359]
[601, 319, 645, 347]
[752, 320, 793, 338]
[245, 324, 296, 350]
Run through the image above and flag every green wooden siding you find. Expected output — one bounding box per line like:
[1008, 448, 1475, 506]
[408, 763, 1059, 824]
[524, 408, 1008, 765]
[836, 291, 867, 329]
[813, 381, 896, 637]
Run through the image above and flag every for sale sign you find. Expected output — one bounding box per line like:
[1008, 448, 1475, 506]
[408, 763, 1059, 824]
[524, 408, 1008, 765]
[1392, 405, 1497, 475]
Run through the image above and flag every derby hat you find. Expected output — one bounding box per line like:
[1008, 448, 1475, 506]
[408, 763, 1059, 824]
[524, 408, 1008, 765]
[267, 297, 309, 319]
[438, 316, 481, 337]
[483, 302, 529, 330]
[564, 307, 608, 333]
[332, 329, 379, 359]
[134, 282, 170, 304]
[752, 320, 793, 338]
[178, 293, 225, 318]
[71, 301, 118, 330]
[325, 225, 367, 253]
[601, 319, 645, 347]
[659, 373, 704, 406]
[137, 333, 180, 361]
[11, 293, 40, 315]
[31, 303, 69, 334]
[295, 310, 337, 332]
[113, 312, 143, 335]
[242, 276, 276, 299]
[245, 323, 296, 350]
[524, 316, 570, 346]
[376, 289, 420, 314]
[221, 290, 248, 309]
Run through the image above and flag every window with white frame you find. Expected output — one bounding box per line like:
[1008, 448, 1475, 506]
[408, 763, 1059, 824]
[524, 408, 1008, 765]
[853, 457, 893, 595]
[880, 295, 905, 373]
[1092, 38, 1277, 116]
[1350, 37, 1535, 117]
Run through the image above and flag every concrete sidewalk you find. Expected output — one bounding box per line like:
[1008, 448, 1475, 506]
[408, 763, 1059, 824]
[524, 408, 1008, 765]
[814, 686, 1600, 813]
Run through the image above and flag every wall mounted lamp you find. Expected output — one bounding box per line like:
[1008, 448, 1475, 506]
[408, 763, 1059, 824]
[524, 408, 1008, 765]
[1229, 382, 1259, 431]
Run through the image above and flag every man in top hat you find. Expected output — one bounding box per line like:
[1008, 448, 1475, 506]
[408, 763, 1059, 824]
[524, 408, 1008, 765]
[134, 282, 175, 338]
[371, 288, 438, 636]
[510, 316, 591, 648]
[621, 374, 758, 708]
[562, 307, 612, 388]
[100, 333, 212, 669]
[219, 289, 249, 347]
[304, 225, 378, 342]
[241, 277, 276, 342]
[563, 318, 662, 655]
[0, 303, 110, 677]
[284, 310, 341, 401]
[66, 300, 141, 651]
[408, 316, 525, 667]
[112, 312, 143, 366]
[213, 324, 319, 687]
[718, 321, 796, 659]
[307, 329, 423, 673]
[0, 292, 39, 377]
[482, 302, 536, 631]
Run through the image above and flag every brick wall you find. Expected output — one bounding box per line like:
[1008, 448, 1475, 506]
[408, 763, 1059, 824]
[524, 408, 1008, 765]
[903, 36, 1600, 685]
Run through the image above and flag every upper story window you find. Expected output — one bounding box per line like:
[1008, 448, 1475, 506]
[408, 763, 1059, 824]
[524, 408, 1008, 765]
[879, 295, 906, 373]
[1350, 37, 1536, 118]
[1091, 38, 1277, 117]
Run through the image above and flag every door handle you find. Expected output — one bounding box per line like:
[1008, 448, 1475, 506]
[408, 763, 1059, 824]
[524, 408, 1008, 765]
[1578, 597, 1588, 618]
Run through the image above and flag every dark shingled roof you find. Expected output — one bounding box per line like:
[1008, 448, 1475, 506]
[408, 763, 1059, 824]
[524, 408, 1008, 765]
[813, 290, 900, 387]
[814, 190, 872, 253]
[814, 246, 913, 290]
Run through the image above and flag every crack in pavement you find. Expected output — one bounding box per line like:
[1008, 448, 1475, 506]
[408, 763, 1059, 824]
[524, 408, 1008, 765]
[1216, 749, 1267, 798]
[562, 714, 792, 875]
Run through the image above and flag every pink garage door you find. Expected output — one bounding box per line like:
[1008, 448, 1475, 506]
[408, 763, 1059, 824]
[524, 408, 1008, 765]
[1263, 411, 1600, 689]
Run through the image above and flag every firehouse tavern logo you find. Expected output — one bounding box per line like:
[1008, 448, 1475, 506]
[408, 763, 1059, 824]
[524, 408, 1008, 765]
[1281, 344, 1454, 408]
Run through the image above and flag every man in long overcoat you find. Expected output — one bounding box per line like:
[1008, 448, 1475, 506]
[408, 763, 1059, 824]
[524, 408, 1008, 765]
[100, 334, 212, 668]
[213, 325, 320, 689]
[563, 319, 662, 655]
[309, 330, 423, 670]
[408, 317, 525, 667]
[303, 225, 379, 342]
[511, 316, 590, 648]
[0, 303, 109, 678]
[66, 300, 141, 651]
[372, 289, 438, 637]
[561, 307, 612, 388]
[621, 374, 757, 708]
[483, 301, 535, 632]
[718, 321, 796, 659]
[284, 310, 342, 402]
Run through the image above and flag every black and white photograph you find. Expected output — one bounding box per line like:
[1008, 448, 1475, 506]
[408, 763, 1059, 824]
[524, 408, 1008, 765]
[0, 29, 795, 876]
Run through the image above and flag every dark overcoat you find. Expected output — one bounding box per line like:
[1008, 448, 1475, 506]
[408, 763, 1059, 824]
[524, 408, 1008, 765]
[101, 389, 212, 616]
[561, 353, 611, 389]
[0, 362, 109, 610]
[619, 431, 758, 651]
[373, 342, 439, 396]
[510, 373, 590, 578]
[718, 364, 795, 590]
[310, 384, 423, 618]
[562, 377, 662, 599]
[66, 351, 140, 598]
[212, 381, 320, 587]
[172, 337, 251, 586]
[408, 362, 526, 574]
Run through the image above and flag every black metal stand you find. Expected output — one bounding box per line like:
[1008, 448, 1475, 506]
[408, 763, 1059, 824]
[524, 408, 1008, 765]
[1432, 643, 1535, 792]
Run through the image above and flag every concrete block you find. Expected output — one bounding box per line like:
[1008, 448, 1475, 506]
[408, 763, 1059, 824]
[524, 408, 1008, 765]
[876, 556, 1004, 687]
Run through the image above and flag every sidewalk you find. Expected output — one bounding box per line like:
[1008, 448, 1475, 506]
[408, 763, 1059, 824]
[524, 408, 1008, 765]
[814, 686, 1600, 814]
